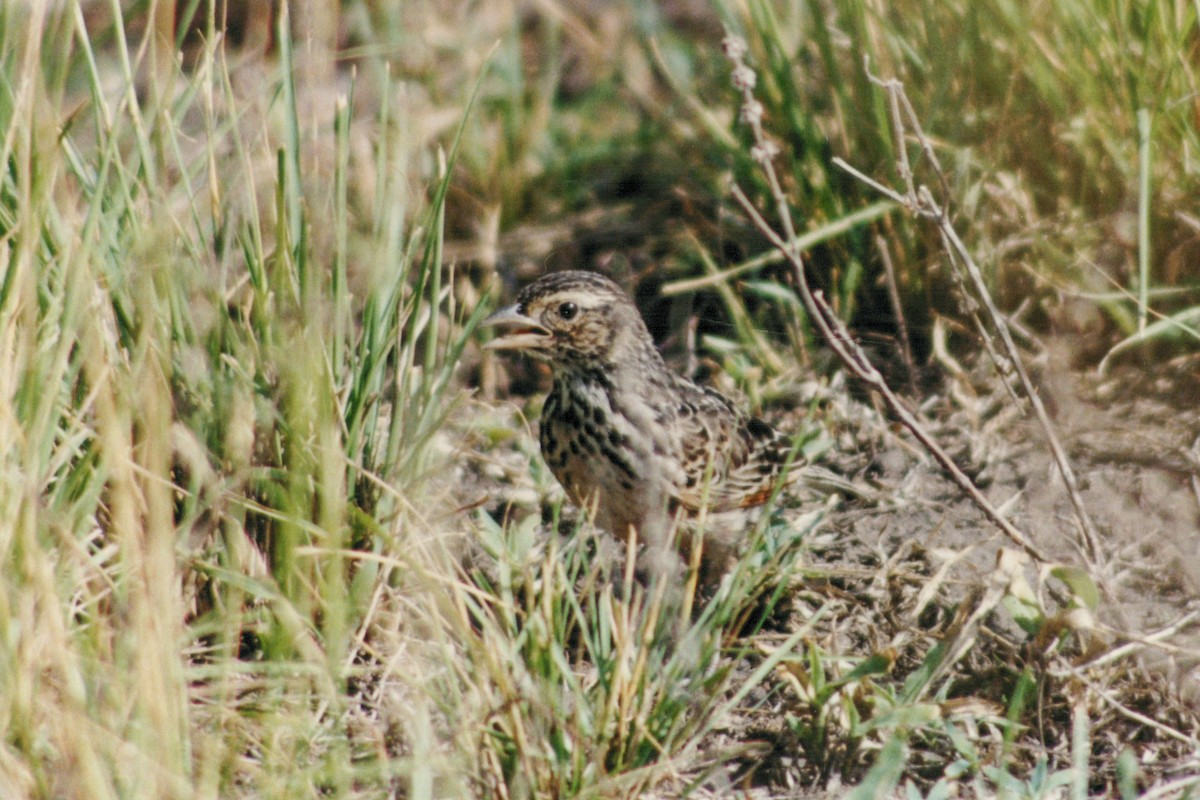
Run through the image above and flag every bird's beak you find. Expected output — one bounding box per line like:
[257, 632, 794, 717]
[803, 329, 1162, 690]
[482, 304, 552, 351]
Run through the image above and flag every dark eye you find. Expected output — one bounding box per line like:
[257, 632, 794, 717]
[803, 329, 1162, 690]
[558, 302, 578, 320]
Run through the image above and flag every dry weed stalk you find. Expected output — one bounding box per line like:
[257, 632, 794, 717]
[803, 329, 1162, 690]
[831, 70, 1104, 567]
[720, 36, 1049, 564]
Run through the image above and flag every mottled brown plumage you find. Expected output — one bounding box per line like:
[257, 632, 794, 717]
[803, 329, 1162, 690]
[484, 270, 798, 567]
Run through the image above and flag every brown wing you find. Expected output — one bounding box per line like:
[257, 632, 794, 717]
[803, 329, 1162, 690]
[670, 385, 798, 514]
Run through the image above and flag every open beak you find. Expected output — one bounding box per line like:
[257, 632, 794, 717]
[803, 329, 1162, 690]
[482, 304, 552, 351]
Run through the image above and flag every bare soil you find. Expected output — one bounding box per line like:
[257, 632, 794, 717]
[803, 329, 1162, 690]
[790, 343, 1200, 794]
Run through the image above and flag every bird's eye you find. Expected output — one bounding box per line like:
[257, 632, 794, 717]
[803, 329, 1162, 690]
[558, 302, 578, 320]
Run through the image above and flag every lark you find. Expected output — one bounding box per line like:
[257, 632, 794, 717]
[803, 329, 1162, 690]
[484, 270, 799, 577]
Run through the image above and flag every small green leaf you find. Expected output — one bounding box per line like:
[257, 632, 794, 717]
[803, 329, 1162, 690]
[745, 279, 803, 308]
[1051, 566, 1100, 611]
[1116, 748, 1141, 800]
[846, 734, 907, 800]
[1002, 594, 1045, 636]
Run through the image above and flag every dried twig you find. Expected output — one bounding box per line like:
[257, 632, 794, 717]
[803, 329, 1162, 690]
[1062, 669, 1200, 749]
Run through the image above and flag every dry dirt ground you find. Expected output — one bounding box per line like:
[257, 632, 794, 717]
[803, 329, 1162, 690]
[794, 346, 1200, 792]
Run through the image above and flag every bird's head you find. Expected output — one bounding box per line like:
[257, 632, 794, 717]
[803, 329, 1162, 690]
[483, 271, 653, 368]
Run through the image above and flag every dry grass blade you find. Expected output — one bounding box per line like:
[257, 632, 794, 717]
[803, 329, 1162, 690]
[660, 201, 895, 297]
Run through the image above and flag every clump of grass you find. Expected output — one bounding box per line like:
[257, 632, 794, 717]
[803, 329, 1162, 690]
[451, 502, 823, 797]
[0, 4, 488, 796]
[648, 0, 1200, 372]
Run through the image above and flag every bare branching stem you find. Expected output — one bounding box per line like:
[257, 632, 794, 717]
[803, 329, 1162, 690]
[730, 185, 1048, 563]
[856, 72, 1104, 565]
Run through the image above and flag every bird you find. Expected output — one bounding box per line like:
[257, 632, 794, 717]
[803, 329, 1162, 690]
[483, 270, 800, 582]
